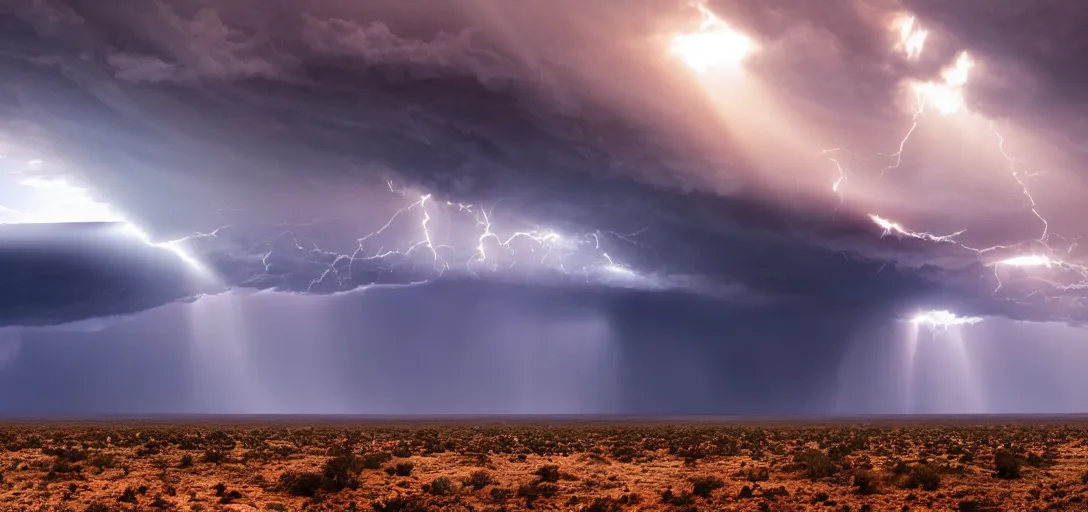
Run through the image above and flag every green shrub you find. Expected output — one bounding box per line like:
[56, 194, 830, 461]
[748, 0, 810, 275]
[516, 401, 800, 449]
[465, 469, 493, 490]
[427, 477, 453, 496]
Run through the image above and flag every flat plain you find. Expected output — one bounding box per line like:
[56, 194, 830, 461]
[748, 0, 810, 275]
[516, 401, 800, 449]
[1, 417, 1087, 511]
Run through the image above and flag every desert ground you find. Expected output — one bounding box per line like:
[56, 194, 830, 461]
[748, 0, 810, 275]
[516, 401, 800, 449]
[1, 418, 1087, 511]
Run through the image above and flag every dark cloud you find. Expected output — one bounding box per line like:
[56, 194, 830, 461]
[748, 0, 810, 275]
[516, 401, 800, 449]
[1, 0, 1088, 331]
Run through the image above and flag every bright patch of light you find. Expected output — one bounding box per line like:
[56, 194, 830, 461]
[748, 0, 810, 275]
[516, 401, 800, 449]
[117, 223, 206, 272]
[911, 52, 974, 115]
[670, 2, 754, 73]
[13, 176, 119, 224]
[2, 159, 207, 273]
[910, 310, 983, 327]
[893, 15, 928, 60]
[869, 214, 962, 243]
[996, 254, 1055, 268]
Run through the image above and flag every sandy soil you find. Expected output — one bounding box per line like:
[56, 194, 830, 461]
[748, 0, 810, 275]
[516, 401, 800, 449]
[1, 419, 1087, 511]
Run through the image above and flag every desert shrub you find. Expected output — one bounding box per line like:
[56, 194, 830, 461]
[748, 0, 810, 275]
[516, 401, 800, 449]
[905, 464, 941, 491]
[465, 469, 493, 490]
[201, 448, 229, 464]
[362, 451, 392, 470]
[322, 453, 361, 492]
[797, 449, 836, 480]
[150, 494, 170, 510]
[371, 495, 431, 512]
[394, 462, 414, 476]
[179, 454, 193, 468]
[278, 471, 324, 497]
[118, 487, 138, 503]
[660, 487, 695, 506]
[90, 454, 115, 470]
[581, 497, 625, 512]
[518, 481, 558, 507]
[691, 476, 725, 498]
[763, 485, 790, 499]
[427, 477, 453, 496]
[391, 444, 412, 458]
[219, 490, 242, 504]
[489, 487, 513, 503]
[535, 464, 561, 483]
[994, 451, 1023, 479]
[853, 470, 879, 495]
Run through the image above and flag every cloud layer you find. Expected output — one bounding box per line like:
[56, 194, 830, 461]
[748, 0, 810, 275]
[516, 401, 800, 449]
[3, 0, 1088, 326]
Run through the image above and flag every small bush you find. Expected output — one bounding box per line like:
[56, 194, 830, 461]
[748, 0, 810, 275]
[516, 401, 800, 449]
[853, 470, 879, 495]
[691, 476, 725, 498]
[394, 462, 414, 476]
[179, 454, 193, 468]
[660, 487, 695, 506]
[489, 487, 513, 503]
[371, 495, 430, 512]
[535, 464, 561, 483]
[362, 452, 392, 470]
[427, 476, 453, 496]
[465, 469, 493, 490]
[994, 451, 1023, 479]
[150, 494, 170, 510]
[391, 444, 412, 458]
[219, 490, 242, 504]
[278, 471, 323, 497]
[118, 487, 138, 503]
[797, 449, 836, 480]
[906, 465, 941, 491]
[90, 454, 115, 470]
[201, 449, 229, 465]
[321, 453, 361, 492]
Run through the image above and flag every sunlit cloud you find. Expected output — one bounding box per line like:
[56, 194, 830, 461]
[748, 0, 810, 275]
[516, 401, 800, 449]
[910, 309, 984, 327]
[893, 15, 928, 61]
[670, 2, 754, 73]
[911, 52, 974, 115]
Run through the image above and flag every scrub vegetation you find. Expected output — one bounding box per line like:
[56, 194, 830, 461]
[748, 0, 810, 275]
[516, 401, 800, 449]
[0, 419, 1085, 511]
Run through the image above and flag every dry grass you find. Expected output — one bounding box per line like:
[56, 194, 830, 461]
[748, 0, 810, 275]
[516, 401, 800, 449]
[1, 418, 1087, 511]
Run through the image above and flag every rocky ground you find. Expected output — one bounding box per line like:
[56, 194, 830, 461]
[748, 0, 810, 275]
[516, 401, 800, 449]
[1, 419, 1087, 511]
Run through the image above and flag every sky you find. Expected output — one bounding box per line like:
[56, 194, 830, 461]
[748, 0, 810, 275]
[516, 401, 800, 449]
[2, 0, 1088, 415]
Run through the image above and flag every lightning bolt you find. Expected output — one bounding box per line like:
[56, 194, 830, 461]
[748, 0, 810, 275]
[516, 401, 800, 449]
[298, 183, 649, 292]
[990, 121, 1049, 244]
[812, 14, 1088, 309]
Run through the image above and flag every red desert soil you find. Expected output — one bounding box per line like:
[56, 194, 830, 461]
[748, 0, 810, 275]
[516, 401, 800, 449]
[1, 418, 1087, 511]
